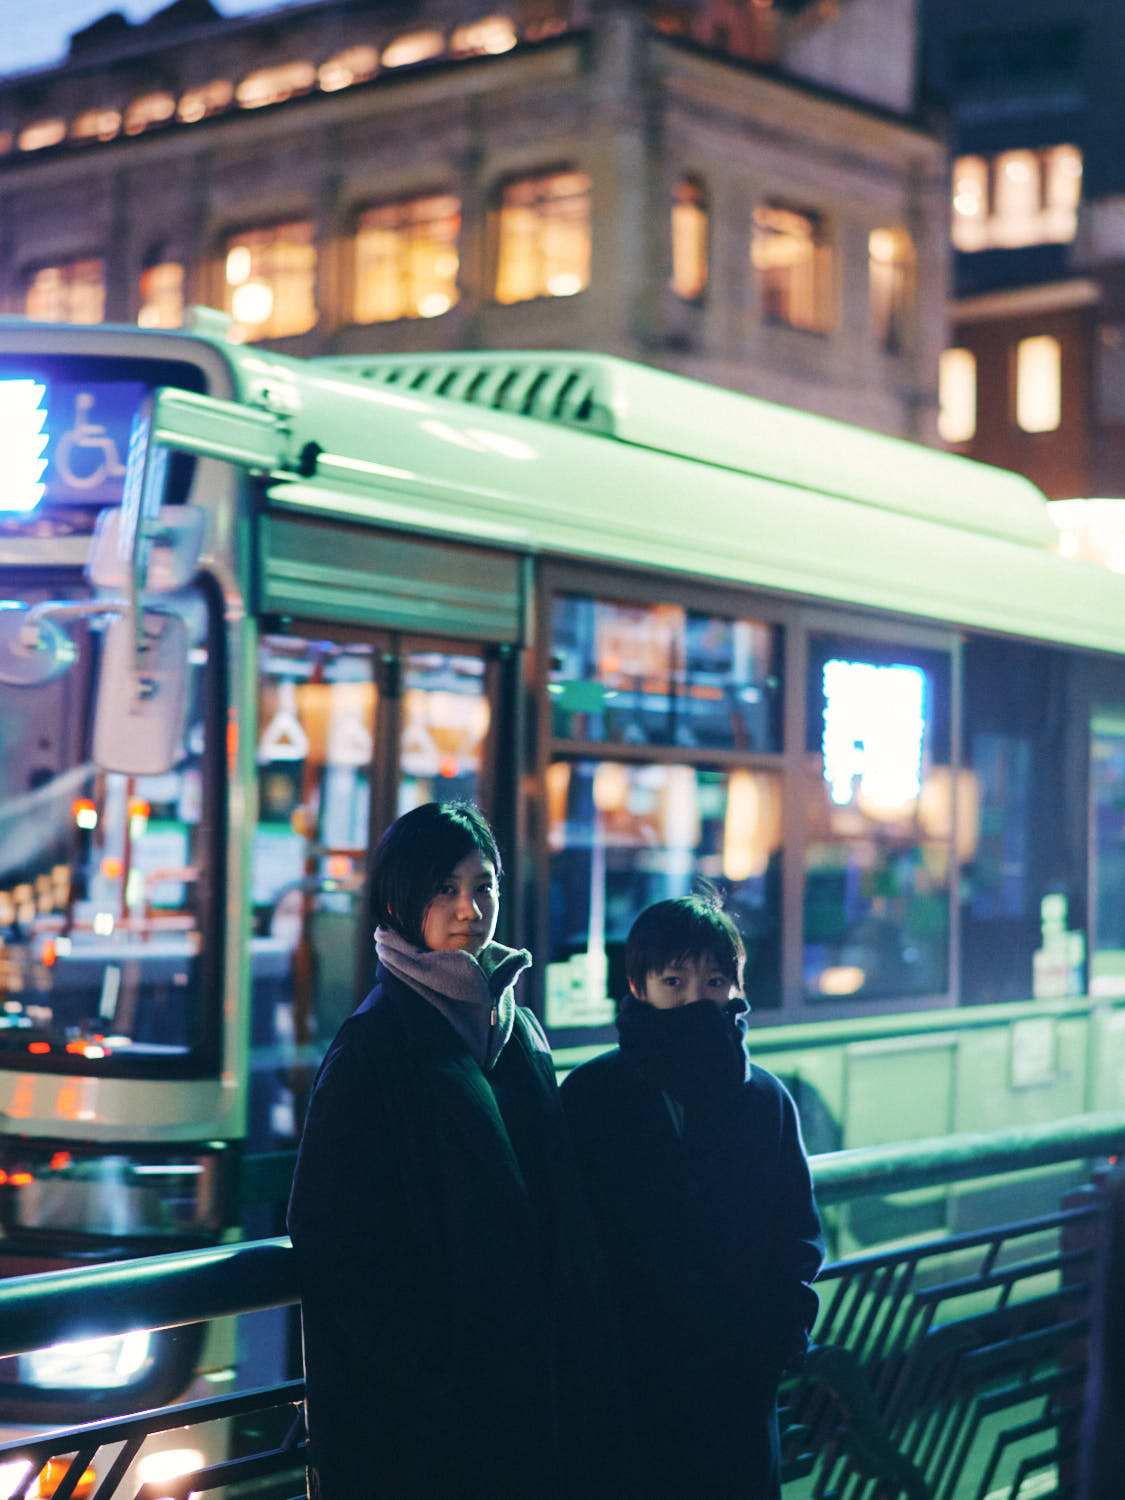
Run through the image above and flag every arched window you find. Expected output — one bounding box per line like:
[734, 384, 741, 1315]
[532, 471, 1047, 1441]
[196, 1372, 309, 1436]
[450, 16, 517, 55]
[236, 62, 316, 110]
[71, 109, 121, 144]
[494, 170, 591, 305]
[670, 177, 708, 300]
[18, 119, 67, 153]
[178, 80, 234, 123]
[124, 92, 176, 135]
[381, 31, 445, 68]
[318, 47, 378, 92]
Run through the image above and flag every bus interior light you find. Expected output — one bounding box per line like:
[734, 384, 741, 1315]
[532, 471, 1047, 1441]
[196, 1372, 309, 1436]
[0, 379, 49, 512]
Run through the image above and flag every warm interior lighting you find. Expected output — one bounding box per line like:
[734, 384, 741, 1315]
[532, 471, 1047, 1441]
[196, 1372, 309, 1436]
[236, 61, 316, 108]
[123, 92, 176, 135]
[319, 45, 379, 90]
[671, 177, 708, 299]
[19, 119, 67, 152]
[178, 79, 233, 122]
[382, 30, 445, 68]
[450, 16, 517, 54]
[71, 109, 121, 143]
[938, 347, 977, 444]
[1016, 334, 1062, 433]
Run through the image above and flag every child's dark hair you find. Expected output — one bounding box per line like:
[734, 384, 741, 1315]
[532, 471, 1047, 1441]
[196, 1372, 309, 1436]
[625, 894, 746, 995]
[370, 802, 501, 948]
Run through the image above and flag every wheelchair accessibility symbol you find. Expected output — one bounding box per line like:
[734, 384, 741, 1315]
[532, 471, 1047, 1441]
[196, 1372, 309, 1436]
[56, 391, 127, 491]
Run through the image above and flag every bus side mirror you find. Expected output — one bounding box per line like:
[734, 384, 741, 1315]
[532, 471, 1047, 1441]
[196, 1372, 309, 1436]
[92, 609, 191, 776]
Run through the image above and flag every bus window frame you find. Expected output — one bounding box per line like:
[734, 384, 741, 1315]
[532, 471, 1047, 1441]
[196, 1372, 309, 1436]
[534, 560, 964, 1031]
[0, 569, 228, 1080]
[255, 618, 508, 1020]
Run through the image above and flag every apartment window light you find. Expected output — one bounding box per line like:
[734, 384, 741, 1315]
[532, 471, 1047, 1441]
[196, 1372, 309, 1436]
[938, 348, 977, 444]
[1016, 335, 1061, 433]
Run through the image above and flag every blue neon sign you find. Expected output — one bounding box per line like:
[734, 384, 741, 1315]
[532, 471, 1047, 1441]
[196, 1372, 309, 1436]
[0, 377, 148, 510]
[1, 379, 49, 511]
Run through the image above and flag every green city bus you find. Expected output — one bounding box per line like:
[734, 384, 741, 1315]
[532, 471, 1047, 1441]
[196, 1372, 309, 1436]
[1, 309, 1124, 1438]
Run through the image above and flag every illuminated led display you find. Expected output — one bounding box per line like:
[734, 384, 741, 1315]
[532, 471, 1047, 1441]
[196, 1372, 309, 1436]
[822, 659, 926, 808]
[0, 379, 49, 511]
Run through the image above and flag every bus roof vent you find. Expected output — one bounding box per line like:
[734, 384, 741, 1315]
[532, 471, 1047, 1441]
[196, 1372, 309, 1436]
[311, 353, 616, 435]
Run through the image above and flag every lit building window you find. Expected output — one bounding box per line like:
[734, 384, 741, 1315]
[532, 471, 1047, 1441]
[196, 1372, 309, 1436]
[354, 195, 460, 323]
[951, 147, 1082, 251]
[178, 80, 234, 122]
[318, 46, 379, 92]
[494, 170, 591, 305]
[450, 16, 518, 55]
[951, 155, 989, 252]
[26, 260, 106, 324]
[0, 131, 13, 156]
[71, 109, 121, 144]
[224, 222, 317, 341]
[236, 62, 317, 110]
[671, 177, 708, 300]
[138, 260, 184, 329]
[1044, 144, 1083, 241]
[993, 150, 1040, 248]
[938, 347, 976, 444]
[18, 119, 67, 152]
[1016, 334, 1061, 433]
[382, 30, 445, 68]
[751, 203, 833, 332]
[124, 92, 176, 135]
[869, 226, 913, 354]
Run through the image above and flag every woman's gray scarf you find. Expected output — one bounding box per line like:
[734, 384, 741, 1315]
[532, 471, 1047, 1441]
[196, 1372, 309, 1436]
[374, 925, 532, 1070]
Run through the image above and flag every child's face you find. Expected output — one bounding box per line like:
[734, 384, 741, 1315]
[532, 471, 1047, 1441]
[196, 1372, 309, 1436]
[631, 954, 736, 1010]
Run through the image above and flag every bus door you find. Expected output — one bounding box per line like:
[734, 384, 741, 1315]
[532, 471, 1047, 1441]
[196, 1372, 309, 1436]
[249, 626, 505, 1160]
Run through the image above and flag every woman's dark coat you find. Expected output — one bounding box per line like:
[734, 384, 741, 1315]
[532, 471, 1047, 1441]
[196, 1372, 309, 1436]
[560, 1019, 824, 1500]
[287, 968, 628, 1500]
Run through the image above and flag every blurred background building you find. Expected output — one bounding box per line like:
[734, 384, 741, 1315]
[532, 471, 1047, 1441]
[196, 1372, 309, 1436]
[923, 0, 1125, 503]
[0, 0, 946, 439]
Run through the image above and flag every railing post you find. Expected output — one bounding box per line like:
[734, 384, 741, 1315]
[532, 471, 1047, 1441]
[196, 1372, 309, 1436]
[1056, 1166, 1110, 1497]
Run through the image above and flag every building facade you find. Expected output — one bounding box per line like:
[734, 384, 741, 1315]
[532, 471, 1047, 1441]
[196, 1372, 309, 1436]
[0, 0, 946, 439]
[924, 0, 1125, 504]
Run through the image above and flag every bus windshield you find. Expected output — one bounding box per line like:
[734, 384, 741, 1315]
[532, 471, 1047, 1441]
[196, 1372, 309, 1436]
[0, 581, 216, 1074]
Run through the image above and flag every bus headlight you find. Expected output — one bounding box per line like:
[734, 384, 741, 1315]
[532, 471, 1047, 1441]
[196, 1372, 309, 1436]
[19, 1329, 152, 1389]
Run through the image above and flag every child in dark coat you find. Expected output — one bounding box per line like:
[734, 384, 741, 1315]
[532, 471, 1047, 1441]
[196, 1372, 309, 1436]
[560, 895, 824, 1500]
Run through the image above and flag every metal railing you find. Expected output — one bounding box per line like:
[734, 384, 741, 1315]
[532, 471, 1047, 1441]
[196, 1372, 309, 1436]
[0, 1110, 1121, 1500]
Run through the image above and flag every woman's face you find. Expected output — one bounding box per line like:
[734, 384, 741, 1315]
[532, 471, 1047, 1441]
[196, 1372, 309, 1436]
[421, 849, 499, 956]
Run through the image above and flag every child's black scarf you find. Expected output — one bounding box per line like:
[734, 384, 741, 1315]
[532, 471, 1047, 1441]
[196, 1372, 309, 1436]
[616, 994, 751, 1106]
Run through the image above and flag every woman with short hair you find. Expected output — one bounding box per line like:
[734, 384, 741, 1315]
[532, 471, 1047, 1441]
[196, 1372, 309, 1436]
[288, 801, 627, 1500]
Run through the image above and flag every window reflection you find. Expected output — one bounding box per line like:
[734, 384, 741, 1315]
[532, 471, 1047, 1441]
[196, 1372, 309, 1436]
[397, 651, 489, 813]
[494, 170, 591, 305]
[0, 588, 212, 1065]
[550, 594, 781, 751]
[545, 761, 782, 1027]
[804, 634, 952, 1001]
